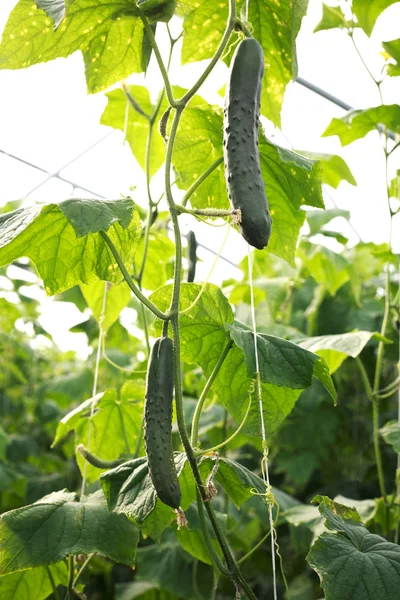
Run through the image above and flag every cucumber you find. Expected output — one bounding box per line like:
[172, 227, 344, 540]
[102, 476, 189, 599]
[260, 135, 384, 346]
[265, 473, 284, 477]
[223, 38, 272, 250]
[187, 230, 197, 283]
[144, 336, 181, 509]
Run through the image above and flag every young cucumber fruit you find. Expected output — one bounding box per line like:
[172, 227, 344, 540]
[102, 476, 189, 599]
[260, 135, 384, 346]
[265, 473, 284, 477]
[144, 336, 181, 509]
[187, 230, 197, 283]
[223, 38, 272, 250]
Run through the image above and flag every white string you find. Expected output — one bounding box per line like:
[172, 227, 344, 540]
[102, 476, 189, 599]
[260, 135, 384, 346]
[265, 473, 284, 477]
[247, 244, 277, 600]
[80, 282, 108, 499]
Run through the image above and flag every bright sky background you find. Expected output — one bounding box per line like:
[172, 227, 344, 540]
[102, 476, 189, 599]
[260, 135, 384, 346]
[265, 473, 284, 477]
[0, 0, 399, 356]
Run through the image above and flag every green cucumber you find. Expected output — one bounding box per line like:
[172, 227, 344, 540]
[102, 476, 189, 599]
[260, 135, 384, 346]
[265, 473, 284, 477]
[144, 336, 181, 509]
[223, 37, 272, 250]
[187, 230, 197, 283]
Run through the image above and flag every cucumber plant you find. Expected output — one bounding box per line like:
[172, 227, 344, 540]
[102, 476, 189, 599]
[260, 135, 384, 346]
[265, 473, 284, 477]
[0, 1, 398, 600]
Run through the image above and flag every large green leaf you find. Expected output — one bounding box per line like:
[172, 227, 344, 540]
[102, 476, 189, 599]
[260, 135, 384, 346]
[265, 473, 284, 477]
[0, 490, 139, 574]
[307, 495, 400, 600]
[178, 0, 308, 126]
[322, 105, 400, 146]
[52, 384, 145, 482]
[0, 563, 68, 600]
[352, 0, 399, 36]
[101, 86, 166, 178]
[80, 281, 131, 332]
[259, 138, 324, 265]
[300, 244, 350, 296]
[173, 105, 323, 265]
[298, 330, 387, 373]
[298, 152, 356, 188]
[136, 540, 212, 598]
[0, 0, 148, 93]
[133, 232, 175, 291]
[100, 453, 201, 539]
[210, 457, 301, 511]
[174, 504, 223, 565]
[150, 283, 334, 434]
[307, 208, 350, 236]
[0, 199, 141, 296]
[314, 3, 348, 32]
[383, 38, 400, 76]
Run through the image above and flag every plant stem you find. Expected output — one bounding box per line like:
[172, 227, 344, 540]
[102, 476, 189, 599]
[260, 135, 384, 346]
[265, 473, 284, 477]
[237, 530, 272, 565]
[176, 205, 238, 218]
[196, 489, 230, 577]
[46, 566, 60, 600]
[191, 340, 233, 447]
[349, 31, 383, 104]
[181, 157, 224, 207]
[66, 555, 74, 600]
[196, 391, 252, 455]
[135, 7, 177, 108]
[77, 445, 127, 469]
[356, 357, 388, 503]
[100, 231, 168, 321]
[178, 2, 237, 106]
[73, 554, 94, 588]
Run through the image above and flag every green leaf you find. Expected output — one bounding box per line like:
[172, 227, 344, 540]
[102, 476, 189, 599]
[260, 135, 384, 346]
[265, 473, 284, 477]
[307, 495, 400, 600]
[210, 457, 300, 511]
[379, 420, 400, 453]
[301, 244, 350, 295]
[352, 0, 399, 36]
[80, 281, 131, 332]
[178, 0, 308, 126]
[100, 453, 200, 539]
[299, 152, 356, 188]
[136, 540, 212, 598]
[0, 199, 141, 295]
[0, 0, 147, 93]
[383, 38, 400, 76]
[0, 490, 139, 574]
[150, 283, 333, 434]
[0, 563, 68, 600]
[133, 232, 175, 291]
[298, 330, 386, 373]
[307, 208, 350, 236]
[101, 86, 166, 178]
[174, 504, 223, 565]
[250, 0, 308, 126]
[322, 105, 400, 146]
[314, 3, 348, 32]
[52, 384, 145, 482]
[227, 324, 318, 389]
[0, 463, 27, 497]
[173, 105, 226, 209]
[259, 139, 324, 266]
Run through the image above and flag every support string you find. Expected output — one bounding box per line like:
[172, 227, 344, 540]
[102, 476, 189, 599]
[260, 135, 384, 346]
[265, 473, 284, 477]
[247, 245, 277, 600]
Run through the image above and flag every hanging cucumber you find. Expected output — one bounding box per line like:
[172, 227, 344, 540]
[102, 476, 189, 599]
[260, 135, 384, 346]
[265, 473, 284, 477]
[144, 336, 181, 509]
[187, 230, 197, 283]
[223, 37, 272, 250]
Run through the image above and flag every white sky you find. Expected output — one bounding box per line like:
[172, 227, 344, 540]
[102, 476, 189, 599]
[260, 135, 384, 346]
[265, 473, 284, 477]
[0, 0, 399, 355]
